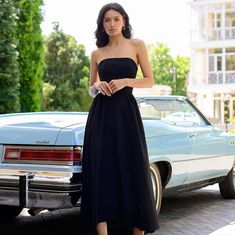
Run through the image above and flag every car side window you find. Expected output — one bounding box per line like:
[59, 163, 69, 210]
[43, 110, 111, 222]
[138, 101, 161, 119]
[138, 98, 207, 127]
[163, 101, 206, 127]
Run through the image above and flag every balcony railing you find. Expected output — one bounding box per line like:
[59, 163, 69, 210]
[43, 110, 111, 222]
[225, 71, 235, 83]
[208, 71, 235, 84]
[208, 28, 223, 40]
[225, 27, 235, 40]
[208, 72, 223, 84]
[191, 27, 235, 42]
[190, 71, 235, 85]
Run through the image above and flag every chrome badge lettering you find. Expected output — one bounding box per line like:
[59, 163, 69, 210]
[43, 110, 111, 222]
[36, 140, 50, 144]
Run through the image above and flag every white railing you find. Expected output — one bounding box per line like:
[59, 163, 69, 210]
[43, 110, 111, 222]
[225, 27, 235, 39]
[190, 27, 235, 43]
[208, 28, 223, 41]
[188, 73, 207, 86]
[225, 71, 235, 83]
[208, 71, 223, 84]
[190, 30, 206, 43]
[190, 71, 235, 85]
[208, 71, 235, 84]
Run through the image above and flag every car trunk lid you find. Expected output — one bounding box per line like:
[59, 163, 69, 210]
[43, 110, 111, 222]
[0, 112, 87, 145]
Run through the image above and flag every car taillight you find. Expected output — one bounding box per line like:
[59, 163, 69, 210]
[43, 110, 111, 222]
[3, 146, 81, 165]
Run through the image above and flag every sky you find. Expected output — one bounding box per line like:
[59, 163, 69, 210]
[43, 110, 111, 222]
[40, 0, 193, 57]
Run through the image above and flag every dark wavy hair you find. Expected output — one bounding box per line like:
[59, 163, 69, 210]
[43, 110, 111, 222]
[95, 2, 133, 48]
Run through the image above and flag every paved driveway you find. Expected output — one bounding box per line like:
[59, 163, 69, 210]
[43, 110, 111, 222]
[0, 185, 234, 235]
[157, 185, 235, 235]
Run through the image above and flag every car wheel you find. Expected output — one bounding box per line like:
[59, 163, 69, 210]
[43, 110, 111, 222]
[0, 205, 23, 219]
[150, 164, 162, 215]
[219, 166, 235, 199]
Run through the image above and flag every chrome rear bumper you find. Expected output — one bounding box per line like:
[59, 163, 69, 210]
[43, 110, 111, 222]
[0, 169, 82, 209]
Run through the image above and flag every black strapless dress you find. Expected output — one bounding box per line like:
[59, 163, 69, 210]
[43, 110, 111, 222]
[80, 58, 159, 233]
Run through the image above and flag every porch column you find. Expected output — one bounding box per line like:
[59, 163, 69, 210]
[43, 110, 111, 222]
[221, 94, 225, 124]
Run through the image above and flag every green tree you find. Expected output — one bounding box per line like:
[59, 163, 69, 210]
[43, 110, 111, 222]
[0, 0, 20, 113]
[148, 42, 189, 95]
[16, 0, 45, 111]
[43, 24, 91, 111]
[41, 82, 55, 110]
[174, 55, 190, 95]
[148, 42, 174, 87]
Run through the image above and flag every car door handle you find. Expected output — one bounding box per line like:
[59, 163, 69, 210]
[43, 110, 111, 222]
[188, 133, 196, 138]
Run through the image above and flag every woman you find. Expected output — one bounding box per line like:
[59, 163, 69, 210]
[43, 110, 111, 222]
[80, 2, 159, 235]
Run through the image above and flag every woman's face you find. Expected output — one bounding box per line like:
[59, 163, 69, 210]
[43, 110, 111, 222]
[103, 9, 125, 37]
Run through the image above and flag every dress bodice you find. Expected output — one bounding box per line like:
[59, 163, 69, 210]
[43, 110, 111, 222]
[98, 57, 138, 96]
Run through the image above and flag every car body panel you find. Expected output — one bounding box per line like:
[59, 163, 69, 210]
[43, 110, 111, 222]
[144, 120, 192, 187]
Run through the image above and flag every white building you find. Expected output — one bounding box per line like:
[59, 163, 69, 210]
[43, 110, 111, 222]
[188, 0, 235, 124]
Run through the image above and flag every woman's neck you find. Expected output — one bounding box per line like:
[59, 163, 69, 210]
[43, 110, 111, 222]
[107, 34, 126, 47]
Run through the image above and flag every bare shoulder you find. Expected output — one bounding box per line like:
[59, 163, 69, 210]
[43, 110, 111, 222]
[130, 38, 146, 50]
[91, 47, 107, 64]
[130, 38, 148, 62]
[90, 49, 99, 61]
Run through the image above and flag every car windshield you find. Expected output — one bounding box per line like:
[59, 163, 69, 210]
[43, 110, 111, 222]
[137, 98, 207, 127]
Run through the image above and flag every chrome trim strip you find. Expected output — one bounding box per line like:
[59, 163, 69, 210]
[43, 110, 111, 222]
[172, 154, 234, 163]
[3, 145, 82, 151]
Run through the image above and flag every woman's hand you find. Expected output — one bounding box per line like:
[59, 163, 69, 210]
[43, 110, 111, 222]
[109, 79, 127, 94]
[94, 81, 112, 96]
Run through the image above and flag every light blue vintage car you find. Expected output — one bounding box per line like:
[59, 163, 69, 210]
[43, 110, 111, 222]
[0, 96, 234, 219]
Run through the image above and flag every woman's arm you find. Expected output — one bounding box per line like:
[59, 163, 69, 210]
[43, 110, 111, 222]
[88, 50, 100, 97]
[89, 50, 112, 97]
[127, 39, 154, 88]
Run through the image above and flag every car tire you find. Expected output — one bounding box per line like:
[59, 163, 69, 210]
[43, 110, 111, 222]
[219, 166, 235, 199]
[150, 164, 162, 215]
[0, 205, 23, 219]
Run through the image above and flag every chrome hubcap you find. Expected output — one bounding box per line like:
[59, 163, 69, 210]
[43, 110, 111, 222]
[151, 171, 157, 201]
[150, 166, 161, 212]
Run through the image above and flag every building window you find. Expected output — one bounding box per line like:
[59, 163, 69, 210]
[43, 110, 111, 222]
[226, 47, 235, 53]
[217, 56, 222, 71]
[209, 48, 222, 53]
[208, 49, 223, 84]
[209, 56, 214, 71]
[214, 13, 222, 28]
[233, 100, 235, 119]
[225, 12, 235, 39]
[208, 12, 222, 40]
[226, 55, 235, 70]
[225, 12, 235, 27]
[225, 54, 235, 83]
[226, 3, 235, 9]
[208, 53, 223, 71]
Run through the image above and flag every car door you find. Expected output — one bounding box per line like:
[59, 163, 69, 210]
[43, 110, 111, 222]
[186, 126, 230, 183]
[178, 99, 233, 183]
[137, 97, 193, 187]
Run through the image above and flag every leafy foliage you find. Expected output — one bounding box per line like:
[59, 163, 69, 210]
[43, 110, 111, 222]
[148, 42, 189, 95]
[0, 0, 20, 113]
[174, 55, 190, 95]
[43, 25, 91, 111]
[148, 42, 175, 86]
[16, 0, 45, 111]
